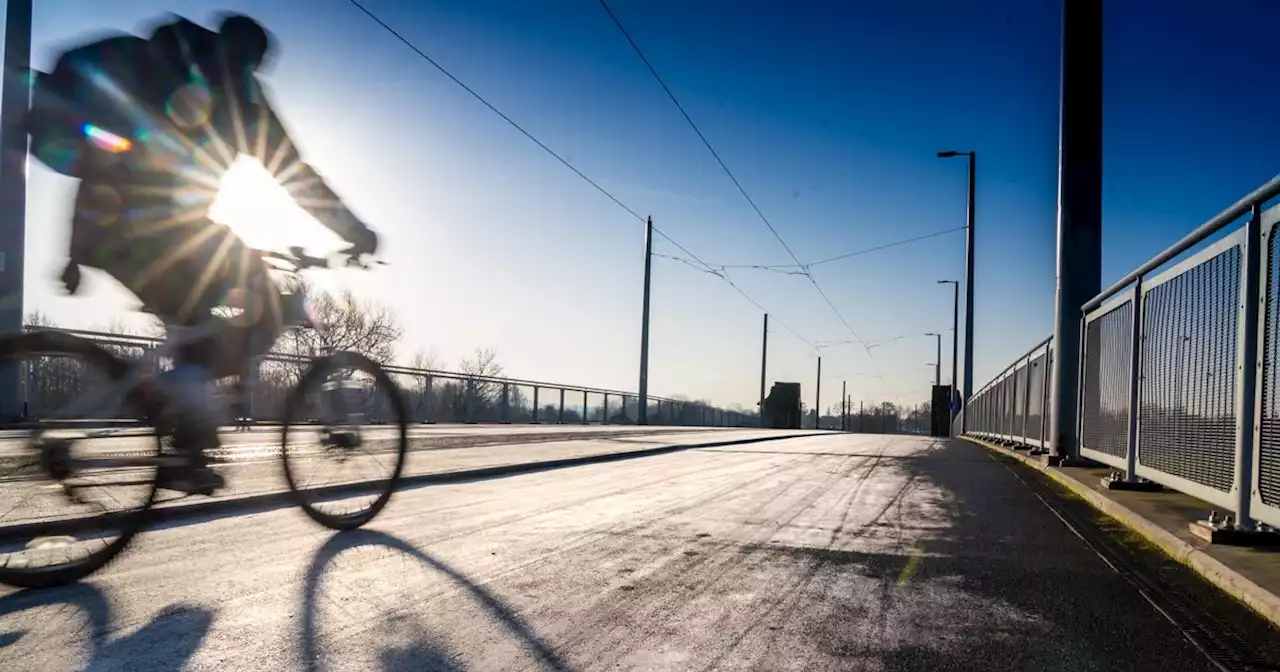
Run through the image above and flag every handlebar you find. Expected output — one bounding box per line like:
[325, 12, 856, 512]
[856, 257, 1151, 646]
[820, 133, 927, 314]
[258, 247, 386, 271]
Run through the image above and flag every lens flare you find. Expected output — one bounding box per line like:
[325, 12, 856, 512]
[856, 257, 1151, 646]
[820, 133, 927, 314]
[82, 124, 132, 153]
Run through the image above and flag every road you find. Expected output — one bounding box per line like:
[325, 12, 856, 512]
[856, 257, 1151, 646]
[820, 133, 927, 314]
[0, 424, 720, 463]
[1, 433, 1277, 671]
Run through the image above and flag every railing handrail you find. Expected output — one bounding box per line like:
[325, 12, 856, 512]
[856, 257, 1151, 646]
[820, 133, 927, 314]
[27, 326, 718, 412]
[972, 335, 1053, 398]
[1082, 174, 1280, 313]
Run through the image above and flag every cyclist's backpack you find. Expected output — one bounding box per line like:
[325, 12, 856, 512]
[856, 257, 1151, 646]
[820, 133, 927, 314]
[29, 32, 156, 176]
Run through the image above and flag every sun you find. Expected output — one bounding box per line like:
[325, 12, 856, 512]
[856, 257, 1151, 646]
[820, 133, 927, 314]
[208, 156, 344, 255]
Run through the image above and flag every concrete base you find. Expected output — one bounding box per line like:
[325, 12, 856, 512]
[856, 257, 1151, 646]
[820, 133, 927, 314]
[1101, 477, 1163, 492]
[1044, 454, 1092, 468]
[1189, 520, 1280, 547]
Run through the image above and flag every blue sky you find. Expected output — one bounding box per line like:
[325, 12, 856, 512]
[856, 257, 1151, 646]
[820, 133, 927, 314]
[15, 0, 1280, 411]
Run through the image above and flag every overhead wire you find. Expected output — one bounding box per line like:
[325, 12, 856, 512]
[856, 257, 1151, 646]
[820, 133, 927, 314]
[347, 0, 819, 352]
[597, 0, 883, 376]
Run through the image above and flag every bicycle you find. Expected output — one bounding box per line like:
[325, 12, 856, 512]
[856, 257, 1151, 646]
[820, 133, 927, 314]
[0, 247, 408, 588]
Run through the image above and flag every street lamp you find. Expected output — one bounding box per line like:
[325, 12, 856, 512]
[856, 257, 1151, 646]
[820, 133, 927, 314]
[937, 150, 975, 432]
[925, 332, 941, 386]
[937, 279, 960, 425]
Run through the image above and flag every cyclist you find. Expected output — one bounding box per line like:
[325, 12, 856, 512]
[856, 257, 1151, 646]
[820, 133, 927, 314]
[29, 12, 379, 494]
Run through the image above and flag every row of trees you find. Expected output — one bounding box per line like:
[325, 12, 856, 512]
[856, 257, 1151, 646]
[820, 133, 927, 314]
[806, 400, 933, 435]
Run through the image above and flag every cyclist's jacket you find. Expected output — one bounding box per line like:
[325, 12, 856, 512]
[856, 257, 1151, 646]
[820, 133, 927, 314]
[30, 16, 363, 242]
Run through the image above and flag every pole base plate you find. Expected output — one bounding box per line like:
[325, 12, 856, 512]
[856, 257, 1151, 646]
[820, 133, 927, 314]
[1100, 477, 1163, 492]
[1189, 521, 1280, 546]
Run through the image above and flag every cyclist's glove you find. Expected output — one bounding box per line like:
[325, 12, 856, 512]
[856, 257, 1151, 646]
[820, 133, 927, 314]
[347, 225, 379, 258]
[60, 261, 81, 295]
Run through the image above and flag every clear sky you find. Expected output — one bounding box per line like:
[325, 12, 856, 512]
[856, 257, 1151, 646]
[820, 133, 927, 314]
[15, 0, 1280, 412]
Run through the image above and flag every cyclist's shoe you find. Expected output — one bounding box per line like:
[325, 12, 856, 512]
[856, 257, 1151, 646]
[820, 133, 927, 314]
[155, 461, 225, 496]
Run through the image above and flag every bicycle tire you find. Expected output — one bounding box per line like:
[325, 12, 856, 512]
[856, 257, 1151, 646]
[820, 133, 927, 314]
[0, 330, 158, 588]
[280, 350, 408, 530]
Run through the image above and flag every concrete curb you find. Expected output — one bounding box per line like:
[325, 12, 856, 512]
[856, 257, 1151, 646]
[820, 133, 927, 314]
[1, 431, 816, 540]
[960, 436, 1280, 629]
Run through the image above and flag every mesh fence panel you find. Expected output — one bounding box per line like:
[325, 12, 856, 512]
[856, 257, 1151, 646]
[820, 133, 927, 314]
[1081, 301, 1133, 459]
[1027, 352, 1047, 443]
[1260, 227, 1280, 506]
[1138, 245, 1240, 492]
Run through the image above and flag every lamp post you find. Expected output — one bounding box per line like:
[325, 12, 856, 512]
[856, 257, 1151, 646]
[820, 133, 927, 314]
[925, 332, 941, 387]
[937, 150, 975, 431]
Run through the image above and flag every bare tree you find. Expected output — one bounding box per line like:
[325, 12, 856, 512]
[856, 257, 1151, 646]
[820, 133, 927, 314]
[272, 279, 402, 365]
[455, 348, 504, 419]
[408, 349, 441, 372]
[402, 349, 442, 421]
[459, 348, 503, 380]
[251, 280, 403, 421]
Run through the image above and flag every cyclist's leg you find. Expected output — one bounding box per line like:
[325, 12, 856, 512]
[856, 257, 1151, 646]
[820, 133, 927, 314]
[66, 185, 234, 493]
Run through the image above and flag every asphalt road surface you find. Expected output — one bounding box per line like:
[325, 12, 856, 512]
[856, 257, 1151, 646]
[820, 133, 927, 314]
[1, 433, 1277, 671]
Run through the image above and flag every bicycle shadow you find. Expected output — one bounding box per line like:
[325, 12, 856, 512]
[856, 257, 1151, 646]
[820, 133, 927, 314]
[302, 529, 571, 672]
[0, 583, 213, 671]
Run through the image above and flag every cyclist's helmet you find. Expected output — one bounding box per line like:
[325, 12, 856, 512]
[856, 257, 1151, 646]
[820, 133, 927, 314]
[216, 13, 275, 72]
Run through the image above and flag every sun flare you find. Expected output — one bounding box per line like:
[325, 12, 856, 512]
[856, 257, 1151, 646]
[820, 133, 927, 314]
[208, 156, 344, 255]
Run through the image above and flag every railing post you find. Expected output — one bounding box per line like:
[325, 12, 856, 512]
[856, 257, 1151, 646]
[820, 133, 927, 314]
[1234, 204, 1262, 531]
[1123, 281, 1143, 480]
[582, 390, 588, 425]
[532, 386, 539, 424]
[424, 375, 434, 424]
[466, 378, 477, 423]
[558, 388, 565, 423]
[1021, 358, 1030, 443]
[603, 393, 609, 425]
[501, 383, 509, 423]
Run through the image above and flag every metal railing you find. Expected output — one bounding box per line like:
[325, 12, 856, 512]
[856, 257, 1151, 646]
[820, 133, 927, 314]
[960, 175, 1280, 531]
[17, 327, 755, 428]
[960, 337, 1053, 453]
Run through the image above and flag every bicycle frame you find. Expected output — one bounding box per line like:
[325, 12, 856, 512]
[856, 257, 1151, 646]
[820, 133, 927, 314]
[21, 261, 340, 448]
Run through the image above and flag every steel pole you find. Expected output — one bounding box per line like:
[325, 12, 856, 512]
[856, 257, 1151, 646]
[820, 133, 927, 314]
[1048, 0, 1103, 461]
[759, 313, 768, 428]
[841, 380, 847, 431]
[934, 333, 942, 386]
[638, 216, 653, 425]
[962, 152, 976, 430]
[0, 0, 31, 420]
[815, 356, 821, 430]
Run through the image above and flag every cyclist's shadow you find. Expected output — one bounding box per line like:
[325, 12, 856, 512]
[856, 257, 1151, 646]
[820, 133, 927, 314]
[0, 583, 213, 671]
[303, 529, 572, 672]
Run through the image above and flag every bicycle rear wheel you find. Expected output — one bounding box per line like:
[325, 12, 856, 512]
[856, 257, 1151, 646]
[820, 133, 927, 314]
[0, 331, 160, 588]
[280, 351, 408, 530]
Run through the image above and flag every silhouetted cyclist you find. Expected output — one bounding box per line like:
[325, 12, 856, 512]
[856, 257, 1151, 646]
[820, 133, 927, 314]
[28, 12, 379, 494]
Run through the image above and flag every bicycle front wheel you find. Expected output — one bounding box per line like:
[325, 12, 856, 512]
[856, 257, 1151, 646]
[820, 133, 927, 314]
[280, 351, 408, 530]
